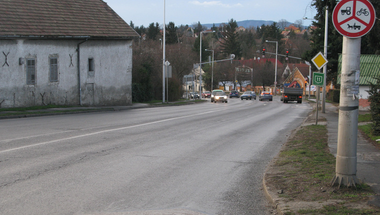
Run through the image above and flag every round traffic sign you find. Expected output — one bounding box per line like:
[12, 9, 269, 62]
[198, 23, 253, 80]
[333, 0, 376, 38]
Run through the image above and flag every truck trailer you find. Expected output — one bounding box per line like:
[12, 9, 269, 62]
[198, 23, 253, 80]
[282, 81, 303, 103]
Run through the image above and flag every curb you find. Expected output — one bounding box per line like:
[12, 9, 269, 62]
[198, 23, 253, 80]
[263, 171, 288, 215]
[262, 103, 320, 214]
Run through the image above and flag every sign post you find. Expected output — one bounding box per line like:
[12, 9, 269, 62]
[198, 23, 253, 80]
[311, 52, 328, 125]
[312, 71, 325, 125]
[331, 0, 375, 188]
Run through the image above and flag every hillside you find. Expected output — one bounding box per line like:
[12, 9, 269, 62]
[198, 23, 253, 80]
[202, 20, 299, 29]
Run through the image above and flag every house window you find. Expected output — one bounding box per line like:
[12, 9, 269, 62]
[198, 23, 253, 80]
[49, 57, 58, 82]
[26, 59, 36, 85]
[88, 58, 95, 77]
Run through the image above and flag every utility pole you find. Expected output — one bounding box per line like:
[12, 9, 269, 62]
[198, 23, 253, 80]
[322, 6, 328, 113]
[332, 37, 361, 187]
[331, 0, 376, 188]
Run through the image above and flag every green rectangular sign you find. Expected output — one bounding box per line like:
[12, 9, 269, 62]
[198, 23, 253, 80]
[313, 72, 324, 86]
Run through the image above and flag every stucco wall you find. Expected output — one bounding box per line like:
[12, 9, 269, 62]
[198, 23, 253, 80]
[0, 39, 132, 107]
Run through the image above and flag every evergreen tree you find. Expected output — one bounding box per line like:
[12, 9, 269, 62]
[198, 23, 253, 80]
[220, 19, 241, 58]
[239, 29, 256, 59]
[147, 22, 161, 40]
[367, 77, 380, 135]
[362, 1, 380, 54]
[303, 0, 341, 86]
[260, 22, 283, 43]
[193, 35, 210, 62]
[166, 22, 178, 44]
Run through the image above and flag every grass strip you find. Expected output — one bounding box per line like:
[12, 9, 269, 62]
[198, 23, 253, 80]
[270, 125, 378, 214]
[359, 124, 380, 145]
[358, 114, 372, 123]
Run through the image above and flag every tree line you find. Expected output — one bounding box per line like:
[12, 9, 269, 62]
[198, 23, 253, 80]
[130, 18, 313, 102]
[131, 0, 380, 102]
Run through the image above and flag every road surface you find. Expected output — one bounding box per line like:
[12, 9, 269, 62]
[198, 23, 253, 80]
[0, 97, 311, 214]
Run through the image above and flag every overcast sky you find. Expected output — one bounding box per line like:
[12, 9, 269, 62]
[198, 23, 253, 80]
[104, 0, 317, 28]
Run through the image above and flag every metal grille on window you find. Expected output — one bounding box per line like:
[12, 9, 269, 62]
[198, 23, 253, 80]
[50, 58, 58, 82]
[27, 59, 35, 85]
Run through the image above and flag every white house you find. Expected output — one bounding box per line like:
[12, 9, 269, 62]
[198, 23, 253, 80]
[0, 0, 139, 108]
[338, 54, 380, 110]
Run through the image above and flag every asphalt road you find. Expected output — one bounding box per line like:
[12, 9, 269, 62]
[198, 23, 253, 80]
[0, 97, 311, 215]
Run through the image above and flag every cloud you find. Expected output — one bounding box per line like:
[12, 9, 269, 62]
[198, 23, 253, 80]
[189, 1, 242, 8]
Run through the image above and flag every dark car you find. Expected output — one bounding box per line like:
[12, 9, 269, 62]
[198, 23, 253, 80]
[259, 91, 273, 101]
[240, 91, 256, 100]
[189, 92, 200, 99]
[213, 91, 228, 103]
[229, 90, 240, 98]
[202, 91, 211, 98]
[211, 90, 223, 102]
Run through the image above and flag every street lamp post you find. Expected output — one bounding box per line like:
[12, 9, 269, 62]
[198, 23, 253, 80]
[200, 31, 215, 97]
[162, 0, 166, 103]
[265, 40, 278, 96]
[199, 32, 203, 96]
[205, 49, 214, 91]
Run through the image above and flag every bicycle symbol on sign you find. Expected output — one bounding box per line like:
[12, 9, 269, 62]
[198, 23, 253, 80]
[357, 8, 369, 16]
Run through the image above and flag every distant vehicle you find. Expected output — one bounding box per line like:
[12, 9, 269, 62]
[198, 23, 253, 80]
[182, 92, 190, 99]
[259, 91, 273, 101]
[213, 91, 228, 103]
[202, 91, 211, 98]
[281, 81, 303, 103]
[211, 89, 223, 102]
[240, 91, 256, 100]
[189, 92, 200, 99]
[229, 90, 240, 98]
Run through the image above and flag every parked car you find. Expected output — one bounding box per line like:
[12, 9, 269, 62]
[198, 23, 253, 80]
[259, 91, 273, 101]
[202, 91, 211, 98]
[189, 92, 200, 99]
[229, 90, 240, 98]
[240, 91, 256, 100]
[211, 89, 224, 102]
[213, 91, 228, 103]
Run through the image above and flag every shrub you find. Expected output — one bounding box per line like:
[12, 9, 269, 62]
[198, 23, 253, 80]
[367, 77, 380, 135]
[327, 89, 340, 103]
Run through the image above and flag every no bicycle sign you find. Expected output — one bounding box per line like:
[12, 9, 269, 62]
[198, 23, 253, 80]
[333, 0, 376, 38]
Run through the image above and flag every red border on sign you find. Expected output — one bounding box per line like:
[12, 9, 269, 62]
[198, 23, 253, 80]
[333, 0, 376, 38]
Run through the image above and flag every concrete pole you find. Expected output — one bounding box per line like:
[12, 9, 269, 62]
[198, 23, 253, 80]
[211, 50, 214, 91]
[274, 41, 278, 96]
[162, 0, 166, 103]
[199, 32, 203, 96]
[308, 63, 311, 99]
[322, 6, 328, 113]
[331, 37, 361, 188]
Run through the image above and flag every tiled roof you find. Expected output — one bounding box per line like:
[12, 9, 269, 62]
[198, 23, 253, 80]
[0, 0, 139, 38]
[287, 63, 310, 77]
[338, 54, 380, 85]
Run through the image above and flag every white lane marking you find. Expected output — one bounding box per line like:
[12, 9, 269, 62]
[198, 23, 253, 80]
[0, 110, 217, 154]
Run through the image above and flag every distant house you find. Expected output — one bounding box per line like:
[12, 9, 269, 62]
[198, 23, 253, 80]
[0, 0, 139, 108]
[282, 66, 309, 95]
[338, 54, 380, 110]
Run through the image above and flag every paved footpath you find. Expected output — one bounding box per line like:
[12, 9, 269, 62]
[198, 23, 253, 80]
[323, 103, 380, 208]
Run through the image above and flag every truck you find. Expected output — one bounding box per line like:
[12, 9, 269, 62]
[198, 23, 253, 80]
[281, 81, 303, 103]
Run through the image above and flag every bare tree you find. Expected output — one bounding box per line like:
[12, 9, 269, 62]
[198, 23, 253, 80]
[278, 19, 289, 30]
[294, 19, 304, 31]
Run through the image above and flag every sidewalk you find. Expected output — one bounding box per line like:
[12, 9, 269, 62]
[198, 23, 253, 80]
[322, 103, 380, 208]
[0, 103, 150, 120]
[264, 102, 380, 213]
[0, 100, 206, 119]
